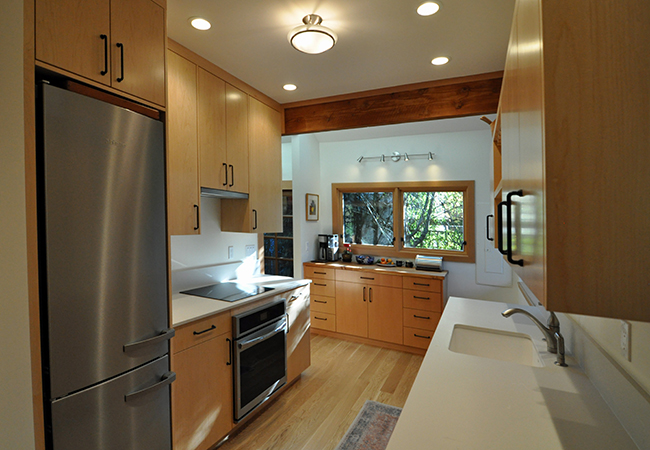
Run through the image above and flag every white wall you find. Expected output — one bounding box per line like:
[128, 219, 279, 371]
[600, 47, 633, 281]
[0, 0, 36, 447]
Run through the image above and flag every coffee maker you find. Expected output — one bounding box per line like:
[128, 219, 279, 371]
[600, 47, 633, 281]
[318, 234, 339, 261]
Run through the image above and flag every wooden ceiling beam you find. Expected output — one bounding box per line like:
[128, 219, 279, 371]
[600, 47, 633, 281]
[282, 72, 503, 135]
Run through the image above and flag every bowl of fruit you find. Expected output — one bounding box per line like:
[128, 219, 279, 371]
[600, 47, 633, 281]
[355, 255, 374, 265]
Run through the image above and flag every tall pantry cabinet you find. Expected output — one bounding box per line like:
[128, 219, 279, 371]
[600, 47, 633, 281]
[498, 0, 650, 321]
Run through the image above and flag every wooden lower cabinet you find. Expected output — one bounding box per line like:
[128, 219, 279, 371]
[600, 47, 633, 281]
[172, 331, 232, 450]
[286, 285, 311, 382]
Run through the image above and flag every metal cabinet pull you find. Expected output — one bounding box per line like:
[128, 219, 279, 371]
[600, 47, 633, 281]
[497, 200, 507, 255]
[100, 34, 108, 76]
[369, 287, 373, 303]
[226, 338, 232, 366]
[414, 333, 431, 340]
[194, 204, 200, 230]
[314, 282, 327, 287]
[505, 190, 524, 267]
[223, 163, 228, 186]
[314, 271, 327, 275]
[193, 324, 216, 335]
[123, 328, 175, 352]
[360, 276, 375, 280]
[314, 299, 327, 304]
[413, 282, 430, 287]
[229, 165, 234, 187]
[116, 43, 124, 82]
[363, 286, 367, 302]
[414, 314, 430, 320]
[253, 209, 258, 230]
[314, 316, 328, 321]
[486, 214, 494, 241]
[413, 296, 430, 300]
[125, 372, 176, 402]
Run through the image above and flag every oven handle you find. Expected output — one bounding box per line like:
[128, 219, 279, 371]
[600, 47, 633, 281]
[237, 316, 287, 352]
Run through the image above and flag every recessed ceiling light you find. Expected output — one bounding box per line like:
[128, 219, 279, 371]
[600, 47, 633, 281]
[417, 2, 440, 16]
[431, 56, 449, 65]
[283, 84, 297, 91]
[189, 17, 211, 31]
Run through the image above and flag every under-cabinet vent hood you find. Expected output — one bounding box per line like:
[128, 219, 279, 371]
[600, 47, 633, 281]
[201, 187, 249, 199]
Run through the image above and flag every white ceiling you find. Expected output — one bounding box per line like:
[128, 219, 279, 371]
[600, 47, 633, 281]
[167, 0, 515, 105]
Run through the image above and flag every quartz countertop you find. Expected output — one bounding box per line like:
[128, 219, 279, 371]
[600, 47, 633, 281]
[171, 275, 309, 327]
[304, 260, 448, 278]
[385, 297, 637, 450]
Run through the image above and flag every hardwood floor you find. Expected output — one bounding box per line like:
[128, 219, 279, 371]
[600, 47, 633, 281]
[218, 334, 423, 450]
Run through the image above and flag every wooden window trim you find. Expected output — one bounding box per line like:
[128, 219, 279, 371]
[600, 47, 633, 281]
[332, 181, 475, 263]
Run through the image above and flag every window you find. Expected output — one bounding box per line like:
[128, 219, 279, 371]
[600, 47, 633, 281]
[333, 181, 475, 263]
[264, 190, 294, 276]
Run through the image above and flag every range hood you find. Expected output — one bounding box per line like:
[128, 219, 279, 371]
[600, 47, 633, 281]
[201, 187, 249, 199]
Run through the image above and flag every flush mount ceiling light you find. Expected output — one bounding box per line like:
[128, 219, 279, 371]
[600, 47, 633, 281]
[431, 56, 450, 65]
[288, 14, 337, 54]
[417, 2, 440, 16]
[283, 84, 297, 91]
[189, 17, 211, 30]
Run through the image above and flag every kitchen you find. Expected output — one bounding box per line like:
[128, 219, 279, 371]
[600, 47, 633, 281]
[2, 0, 650, 449]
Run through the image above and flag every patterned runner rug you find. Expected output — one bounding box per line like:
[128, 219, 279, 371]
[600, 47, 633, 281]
[335, 400, 402, 450]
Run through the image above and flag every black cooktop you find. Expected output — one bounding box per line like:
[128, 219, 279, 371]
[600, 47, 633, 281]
[180, 282, 273, 302]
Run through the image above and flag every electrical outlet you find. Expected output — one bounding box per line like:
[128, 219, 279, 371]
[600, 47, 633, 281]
[620, 320, 631, 361]
[228, 246, 234, 260]
[245, 245, 256, 257]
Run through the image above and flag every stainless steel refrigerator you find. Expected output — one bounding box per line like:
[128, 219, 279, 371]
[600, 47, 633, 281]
[38, 82, 175, 449]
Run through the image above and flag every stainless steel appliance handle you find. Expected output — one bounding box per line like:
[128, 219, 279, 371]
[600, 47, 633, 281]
[237, 317, 286, 352]
[123, 328, 175, 352]
[124, 371, 176, 402]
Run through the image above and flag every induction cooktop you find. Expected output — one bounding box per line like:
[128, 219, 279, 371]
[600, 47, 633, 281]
[180, 282, 273, 302]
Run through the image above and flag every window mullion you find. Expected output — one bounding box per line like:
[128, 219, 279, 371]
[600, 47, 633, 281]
[394, 187, 402, 251]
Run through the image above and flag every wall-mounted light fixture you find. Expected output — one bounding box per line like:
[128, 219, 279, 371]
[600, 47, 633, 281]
[288, 14, 337, 54]
[357, 151, 435, 163]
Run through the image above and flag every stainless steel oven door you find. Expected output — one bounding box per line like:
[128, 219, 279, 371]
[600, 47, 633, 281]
[233, 315, 287, 421]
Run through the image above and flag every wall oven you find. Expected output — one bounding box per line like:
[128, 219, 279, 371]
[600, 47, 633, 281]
[232, 300, 287, 421]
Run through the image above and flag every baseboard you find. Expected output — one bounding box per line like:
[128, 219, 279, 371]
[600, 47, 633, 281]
[311, 329, 427, 356]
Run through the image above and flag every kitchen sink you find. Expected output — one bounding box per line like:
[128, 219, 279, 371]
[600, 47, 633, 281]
[448, 324, 544, 367]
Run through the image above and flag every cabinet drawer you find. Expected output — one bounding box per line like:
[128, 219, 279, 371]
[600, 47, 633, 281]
[173, 312, 231, 354]
[311, 311, 336, 332]
[402, 276, 442, 293]
[403, 327, 434, 349]
[336, 269, 401, 287]
[304, 265, 336, 280]
[402, 308, 441, 331]
[403, 289, 442, 312]
[311, 294, 336, 315]
[311, 279, 335, 297]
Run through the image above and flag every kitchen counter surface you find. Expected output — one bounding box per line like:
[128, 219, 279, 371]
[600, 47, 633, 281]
[172, 275, 309, 327]
[304, 260, 448, 278]
[386, 297, 637, 450]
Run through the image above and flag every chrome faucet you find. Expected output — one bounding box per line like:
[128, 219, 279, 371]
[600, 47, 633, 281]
[501, 308, 567, 367]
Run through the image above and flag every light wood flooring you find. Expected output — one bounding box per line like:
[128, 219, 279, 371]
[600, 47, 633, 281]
[218, 333, 423, 450]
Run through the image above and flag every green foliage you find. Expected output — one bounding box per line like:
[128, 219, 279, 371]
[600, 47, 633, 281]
[342, 192, 393, 245]
[403, 191, 464, 250]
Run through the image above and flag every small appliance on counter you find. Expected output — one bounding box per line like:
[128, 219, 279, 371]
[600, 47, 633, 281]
[318, 234, 339, 261]
[415, 255, 443, 271]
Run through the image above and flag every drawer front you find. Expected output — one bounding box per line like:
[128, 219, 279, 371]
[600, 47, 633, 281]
[336, 269, 401, 287]
[310, 311, 336, 332]
[403, 327, 434, 349]
[311, 294, 336, 315]
[311, 279, 336, 297]
[304, 265, 336, 280]
[403, 289, 442, 312]
[402, 276, 442, 293]
[402, 308, 441, 331]
[173, 312, 231, 354]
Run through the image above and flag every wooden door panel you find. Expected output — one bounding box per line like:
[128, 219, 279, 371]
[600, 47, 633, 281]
[335, 282, 367, 337]
[225, 84, 249, 193]
[368, 287, 403, 344]
[198, 68, 227, 189]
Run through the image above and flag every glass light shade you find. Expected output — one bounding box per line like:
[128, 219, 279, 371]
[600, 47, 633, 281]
[288, 15, 337, 54]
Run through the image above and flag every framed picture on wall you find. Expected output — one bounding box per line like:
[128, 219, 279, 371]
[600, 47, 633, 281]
[306, 193, 319, 221]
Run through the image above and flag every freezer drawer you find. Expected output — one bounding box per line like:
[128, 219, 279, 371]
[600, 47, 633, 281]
[50, 356, 173, 450]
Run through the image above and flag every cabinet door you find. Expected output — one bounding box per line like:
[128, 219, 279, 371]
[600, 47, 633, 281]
[35, 0, 111, 85]
[110, 0, 166, 106]
[167, 51, 200, 235]
[286, 287, 311, 381]
[249, 97, 282, 233]
[225, 84, 249, 193]
[198, 68, 227, 190]
[368, 287, 403, 344]
[172, 336, 233, 450]
[335, 282, 368, 338]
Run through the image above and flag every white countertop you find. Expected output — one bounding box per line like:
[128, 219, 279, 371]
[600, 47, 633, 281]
[386, 297, 637, 450]
[171, 275, 309, 327]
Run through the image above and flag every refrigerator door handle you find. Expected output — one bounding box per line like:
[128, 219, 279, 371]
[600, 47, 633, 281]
[123, 328, 175, 353]
[124, 371, 176, 403]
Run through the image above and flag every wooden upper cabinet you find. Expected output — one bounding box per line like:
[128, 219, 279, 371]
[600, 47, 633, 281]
[249, 97, 282, 233]
[225, 84, 249, 194]
[198, 68, 227, 190]
[35, 0, 110, 84]
[110, 0, 165, 106]
[167, 51, 200, 236]
[500, 0, 650, 321]
[35, 0, 165, 107]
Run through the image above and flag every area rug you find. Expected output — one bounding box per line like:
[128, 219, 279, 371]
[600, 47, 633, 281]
[335, 400, 402, 450]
